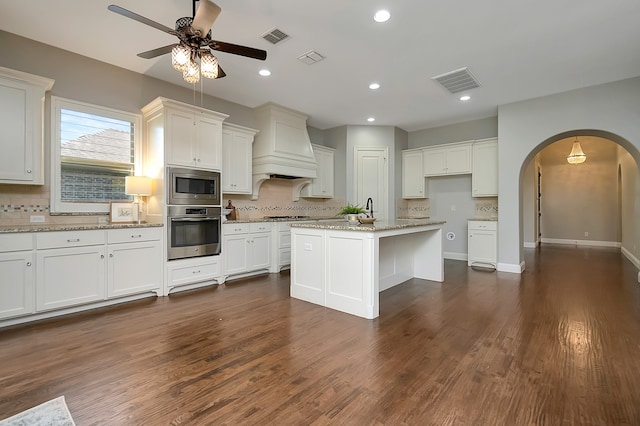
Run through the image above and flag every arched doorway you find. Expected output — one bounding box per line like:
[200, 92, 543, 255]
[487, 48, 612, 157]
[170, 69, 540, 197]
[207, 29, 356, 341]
[519, 129, 640, 270]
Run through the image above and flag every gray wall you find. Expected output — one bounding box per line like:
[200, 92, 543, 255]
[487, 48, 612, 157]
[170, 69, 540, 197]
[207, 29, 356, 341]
[538, 137, 619, 244]
[498, 76, 640, 272]
[522, 158, 538, 246]
[408, 117, 498, 148]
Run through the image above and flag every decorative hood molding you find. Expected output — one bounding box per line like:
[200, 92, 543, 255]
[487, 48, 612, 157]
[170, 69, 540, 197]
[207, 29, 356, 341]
[251, 103, 317, 199]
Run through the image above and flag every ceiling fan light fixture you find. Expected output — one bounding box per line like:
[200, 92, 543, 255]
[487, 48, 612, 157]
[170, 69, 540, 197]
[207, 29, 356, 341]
[567, 137, 587, 164]
[183, 60, 200, 84]
[201, 52, 219, 79]
[171, 44, 191, 71]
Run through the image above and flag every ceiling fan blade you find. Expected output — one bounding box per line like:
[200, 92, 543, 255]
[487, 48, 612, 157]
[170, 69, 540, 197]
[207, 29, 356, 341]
[191, 0, 222, 38]
[209, 40, 267, 61]
[108, 5, 178, 36]
[217, 66, 226, 78]
[137, 44, 177, 59]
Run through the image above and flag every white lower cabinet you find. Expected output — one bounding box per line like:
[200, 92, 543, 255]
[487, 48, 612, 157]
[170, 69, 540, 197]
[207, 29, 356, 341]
[167, 256, 221, 292]
[107, 228, 162, 298]
[1, 226, 163, 326]
[0, 234, 35, 319]
[36, 230, 106, 312]
[223, 222, 272, 278]
[467, 220, 497, 267]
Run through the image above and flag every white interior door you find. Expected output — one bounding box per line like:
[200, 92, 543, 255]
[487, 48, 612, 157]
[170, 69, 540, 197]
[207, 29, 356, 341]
[355, 147, 388, 220]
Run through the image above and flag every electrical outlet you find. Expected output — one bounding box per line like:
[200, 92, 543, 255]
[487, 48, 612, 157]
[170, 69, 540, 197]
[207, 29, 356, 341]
[30, 215, 45, 223]
[304, 243, 313, 251]
[584, 231, 589, 237]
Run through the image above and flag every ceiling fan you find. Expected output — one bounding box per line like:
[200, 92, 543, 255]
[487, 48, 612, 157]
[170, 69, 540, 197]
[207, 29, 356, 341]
[108, 0, 267, 82]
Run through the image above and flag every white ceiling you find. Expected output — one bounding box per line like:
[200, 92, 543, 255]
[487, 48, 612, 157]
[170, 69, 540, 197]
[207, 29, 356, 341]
[1, 0, 639, 131]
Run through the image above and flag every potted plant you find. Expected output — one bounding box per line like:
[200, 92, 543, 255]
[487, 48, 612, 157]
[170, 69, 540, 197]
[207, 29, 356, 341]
[339, 203, 365, 224]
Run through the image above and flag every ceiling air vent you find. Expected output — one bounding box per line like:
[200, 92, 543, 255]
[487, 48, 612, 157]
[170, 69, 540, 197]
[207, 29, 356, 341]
[297, 50, 325, 65]
[432, 67, 481, 94]
[262, 28, 290, 45]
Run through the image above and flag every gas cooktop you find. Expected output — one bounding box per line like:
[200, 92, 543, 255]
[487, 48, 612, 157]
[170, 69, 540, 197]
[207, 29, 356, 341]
[263, 215, 311, 219]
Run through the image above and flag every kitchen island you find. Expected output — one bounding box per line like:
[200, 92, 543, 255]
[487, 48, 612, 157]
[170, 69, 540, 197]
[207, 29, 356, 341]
[289, 219, 445, 319]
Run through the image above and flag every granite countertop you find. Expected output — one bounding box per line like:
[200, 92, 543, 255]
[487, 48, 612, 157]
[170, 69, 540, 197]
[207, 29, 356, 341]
[468, 217, 498, 221]
[225, 216, 338, 224]
[290, 218, 446, 232]
[0, 222, 163, 234]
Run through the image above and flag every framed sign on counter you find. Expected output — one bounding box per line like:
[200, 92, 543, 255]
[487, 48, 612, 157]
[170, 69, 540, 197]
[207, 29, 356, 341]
[110, 202, 135, 224]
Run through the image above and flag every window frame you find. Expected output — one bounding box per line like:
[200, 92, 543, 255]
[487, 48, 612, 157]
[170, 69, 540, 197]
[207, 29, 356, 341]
[50, 96, 143, 214]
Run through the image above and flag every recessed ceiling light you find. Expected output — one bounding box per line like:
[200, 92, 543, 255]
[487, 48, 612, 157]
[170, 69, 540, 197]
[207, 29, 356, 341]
[259, 69, 271, 77]
[374, 10, 390, 23]
[369, 83, 380, 90]
[459, 95, 471, 101]
[367, 117, 376, 122]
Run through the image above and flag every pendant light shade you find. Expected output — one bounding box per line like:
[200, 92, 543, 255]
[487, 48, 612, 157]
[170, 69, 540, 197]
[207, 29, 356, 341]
[567, 137, 587, 164]
[171, 44, 190, 72]
[201, 52, 219, 79]
[183, 60, 200, 84]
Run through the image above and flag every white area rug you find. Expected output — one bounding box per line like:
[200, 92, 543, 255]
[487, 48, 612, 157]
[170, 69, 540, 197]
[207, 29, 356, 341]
[0, 396, 75, 426]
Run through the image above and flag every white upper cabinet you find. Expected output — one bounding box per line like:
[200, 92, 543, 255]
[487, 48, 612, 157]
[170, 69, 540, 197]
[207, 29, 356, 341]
[423, 141, 472, 176]
[402, 149, 427, 198]
[472, 138, 498, 197]
[222, 123, 257, 194]
[142, 97, 228, 172]
[0, 67, 54, 185]
[301, 144, 335, 198]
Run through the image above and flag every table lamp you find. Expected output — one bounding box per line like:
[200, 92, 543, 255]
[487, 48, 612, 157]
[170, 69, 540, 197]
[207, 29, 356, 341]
[125, 176, 152, 224]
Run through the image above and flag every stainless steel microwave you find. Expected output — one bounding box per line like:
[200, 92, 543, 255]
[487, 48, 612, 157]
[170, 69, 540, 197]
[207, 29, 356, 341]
[167, 167, 221, 206]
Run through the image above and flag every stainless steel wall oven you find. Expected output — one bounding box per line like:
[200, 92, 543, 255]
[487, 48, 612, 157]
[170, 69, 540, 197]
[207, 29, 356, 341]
[167, 205, 221, 260]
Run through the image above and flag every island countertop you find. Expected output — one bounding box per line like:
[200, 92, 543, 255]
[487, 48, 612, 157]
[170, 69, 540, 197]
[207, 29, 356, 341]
[289, 218, 446, 232]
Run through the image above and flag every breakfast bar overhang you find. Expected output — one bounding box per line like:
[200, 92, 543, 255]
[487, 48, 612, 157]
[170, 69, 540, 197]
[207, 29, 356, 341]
[289, 219, 446, 319]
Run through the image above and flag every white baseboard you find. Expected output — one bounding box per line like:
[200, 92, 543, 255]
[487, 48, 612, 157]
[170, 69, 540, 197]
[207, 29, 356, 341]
[444, 252, 467, 261]
[541, 238, 621, 248]
[621, 246, 640, 269]
[523, 241, 538, 248]
[497, 261, 525, 274]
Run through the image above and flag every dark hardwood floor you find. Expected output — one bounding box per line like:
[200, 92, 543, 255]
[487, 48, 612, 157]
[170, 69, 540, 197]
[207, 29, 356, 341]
[1, 245, 640, 425]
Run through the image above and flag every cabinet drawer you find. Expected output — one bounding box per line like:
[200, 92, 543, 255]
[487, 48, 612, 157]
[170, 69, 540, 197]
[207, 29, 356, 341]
[108, 227, 162, 244]
[468, 221, 497, 231]
[169, 258, 220, 286]
[0, 233, 34, 252]
[223, 223, 250, 235]
[36, 230, 105, 249]
[250, 222, 272, 233]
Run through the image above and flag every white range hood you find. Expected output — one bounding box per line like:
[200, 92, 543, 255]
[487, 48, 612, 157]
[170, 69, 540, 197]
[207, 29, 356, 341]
[251, 103, 317, 200]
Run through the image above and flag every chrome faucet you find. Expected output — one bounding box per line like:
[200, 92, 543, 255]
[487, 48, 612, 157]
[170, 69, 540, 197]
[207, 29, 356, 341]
[365, 197, 374, 218]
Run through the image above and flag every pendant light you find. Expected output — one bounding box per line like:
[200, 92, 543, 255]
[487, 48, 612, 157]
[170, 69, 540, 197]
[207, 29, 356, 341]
[567, 137, 587, 164]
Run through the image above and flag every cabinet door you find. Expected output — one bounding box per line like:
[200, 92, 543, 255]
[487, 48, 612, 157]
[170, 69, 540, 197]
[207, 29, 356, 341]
[472, 139, 498, 197]
[222, 130, 252, 193]
[317, 149, 334, 197]
[108, 241, 162, 298]
[195, 115, 222, 170]
[250, 233, 271, 270]
[36, 246, 106, 311]
[167, 110, 195, 167]
[468, 230, 497, 266]
[446, 144, 472, 174]
[0, 251, 35, 319]
[402, 150, 426, 198]
[223, 234, 250, 275]
[423, 148, 446, 176]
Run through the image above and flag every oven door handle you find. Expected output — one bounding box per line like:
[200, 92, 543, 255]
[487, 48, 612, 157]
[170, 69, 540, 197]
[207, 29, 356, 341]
[169, 217, 219, 223]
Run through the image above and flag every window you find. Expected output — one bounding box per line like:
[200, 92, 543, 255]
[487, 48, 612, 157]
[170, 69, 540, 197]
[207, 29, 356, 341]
[51, 97, 142, 213]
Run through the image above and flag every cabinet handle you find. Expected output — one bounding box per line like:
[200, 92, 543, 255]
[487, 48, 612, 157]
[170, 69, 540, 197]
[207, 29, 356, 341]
[101, 254, 105, 259]
[67, 238, 80, 242]
[27, 169, 32, 174]
[110, 253, 114, 258]
[131, 234, 142, 238]
[192, 270, 200, 274]
[26, 261, 32, 267]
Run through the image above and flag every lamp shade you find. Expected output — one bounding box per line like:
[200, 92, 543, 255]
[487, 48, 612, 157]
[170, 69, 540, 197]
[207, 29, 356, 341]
[125, 176, 152, 196]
